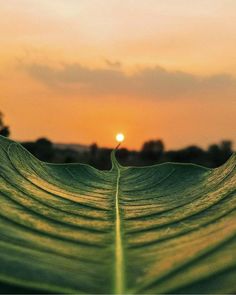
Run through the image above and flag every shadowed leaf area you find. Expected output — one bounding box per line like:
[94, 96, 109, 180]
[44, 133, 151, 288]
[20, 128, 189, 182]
[0, 135, 235, 294]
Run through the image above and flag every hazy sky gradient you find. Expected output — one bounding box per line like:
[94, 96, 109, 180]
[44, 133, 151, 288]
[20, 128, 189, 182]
[1, 0, 235, 149]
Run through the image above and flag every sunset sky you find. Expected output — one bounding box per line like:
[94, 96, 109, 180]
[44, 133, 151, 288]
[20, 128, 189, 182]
[1, 0, 235, 149]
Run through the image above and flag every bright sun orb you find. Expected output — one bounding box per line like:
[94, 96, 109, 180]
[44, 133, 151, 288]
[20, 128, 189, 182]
[116, 133, 125, 143]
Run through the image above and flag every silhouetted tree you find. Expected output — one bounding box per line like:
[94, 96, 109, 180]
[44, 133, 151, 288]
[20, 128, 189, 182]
[0, 112, 10, 137]
[90, 143, 98, 158]
[220, 140, 233, 159]
[35, 138, 54, 161]
[23, 138, 54, 162]
[88, 143, 99, 167]
[96, 148, 112, 170]
[208, 144, 222, 166]
[140, 139, 164, 162]
[165, 146, 205, 165]
[117, 148, 129, 162]
[21, 137, 234, 169]
[207, 140, 233, 167]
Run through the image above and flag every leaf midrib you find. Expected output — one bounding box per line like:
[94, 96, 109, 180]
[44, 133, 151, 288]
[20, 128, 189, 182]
[115, 163, 124, 294]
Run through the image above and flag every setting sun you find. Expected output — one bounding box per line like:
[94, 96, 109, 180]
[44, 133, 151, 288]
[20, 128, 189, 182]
[116, 133, 125, 143]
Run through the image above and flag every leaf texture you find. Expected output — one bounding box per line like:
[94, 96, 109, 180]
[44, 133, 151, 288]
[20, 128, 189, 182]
[0, 135, 235, 294]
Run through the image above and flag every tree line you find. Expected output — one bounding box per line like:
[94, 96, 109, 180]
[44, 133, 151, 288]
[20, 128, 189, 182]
[0, 111, 234, 170]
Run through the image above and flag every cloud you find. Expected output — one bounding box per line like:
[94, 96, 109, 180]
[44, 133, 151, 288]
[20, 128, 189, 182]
[21, 62, 236, 99]
[104, 59, 121, 69]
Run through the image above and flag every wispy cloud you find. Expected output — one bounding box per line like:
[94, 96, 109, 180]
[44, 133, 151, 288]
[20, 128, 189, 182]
[104, 59, 121, 69]
[21, 62, 236, 99]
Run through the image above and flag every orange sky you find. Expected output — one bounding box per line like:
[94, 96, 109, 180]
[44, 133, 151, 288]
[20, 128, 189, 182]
[1, 0, 236, 150]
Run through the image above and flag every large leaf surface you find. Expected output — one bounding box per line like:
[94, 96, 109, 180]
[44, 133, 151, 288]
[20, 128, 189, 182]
[0, 136, 235, 294]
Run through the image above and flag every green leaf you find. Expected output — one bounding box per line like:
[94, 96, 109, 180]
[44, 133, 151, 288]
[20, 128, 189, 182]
[0, 135, 235, 294]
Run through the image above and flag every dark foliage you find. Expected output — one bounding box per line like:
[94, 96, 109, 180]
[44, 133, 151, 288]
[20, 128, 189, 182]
[21, 138, 234, 170]
[23, 138, 54, 162]
[140, 140, 164, 163]
[0, 112, 10, 137]
[2, 107, 232, 169]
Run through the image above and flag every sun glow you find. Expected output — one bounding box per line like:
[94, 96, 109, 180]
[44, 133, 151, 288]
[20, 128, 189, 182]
[116, 133, 125, 143]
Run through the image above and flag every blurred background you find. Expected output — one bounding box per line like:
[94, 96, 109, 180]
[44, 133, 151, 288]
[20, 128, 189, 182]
[0, 111, 234, 169]
[1, 1, 235, 169]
